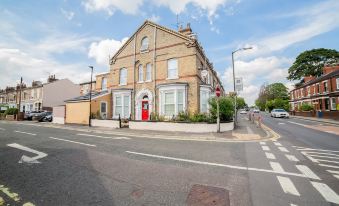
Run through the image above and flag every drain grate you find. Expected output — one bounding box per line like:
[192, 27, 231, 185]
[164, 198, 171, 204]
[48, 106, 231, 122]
[186, 184, 230, 206]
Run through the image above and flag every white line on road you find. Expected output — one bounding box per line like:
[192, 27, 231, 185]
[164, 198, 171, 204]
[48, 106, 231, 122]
[270, 162, 285, 173]
[285, 154, 299, 162]
[295, 165, 320, 180]
[319, 164, 339, 169]
[274, 142, 282, 146]
[262, 146, 270, 151]
[311, 182, 339, 204]
[14, 131, 36, 136]
[265, 152, 276, 160]
[277, 176, 300, 196]
[126, 151, 307, 178]
[278, 122, 285, 125]
[260, 142, 266, 145]
[308, 154, 339, 159]
[313, 158, 339, 164]
[306, 152, 339, 157]
[296, 148, 339, 153]
[48, 137, 96, 147]
[301, 152, 319, 163]
[77, 133, 130, 140]
[0, 128, 5, 130]
[334, 175, 339, 180]
[278, 147, 289, 152]
[327, 170, 339, 175]
[287, 121, 307, 127]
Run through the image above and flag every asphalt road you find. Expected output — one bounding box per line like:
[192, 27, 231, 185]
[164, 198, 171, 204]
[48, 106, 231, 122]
[0, 118, 338, 206]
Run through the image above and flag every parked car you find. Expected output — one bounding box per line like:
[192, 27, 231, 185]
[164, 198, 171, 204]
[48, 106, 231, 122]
[38, 112, 53, 122]
[253, 109, 260, 113]
[240, 109, 247, 114]
[25, 111, 41, 120]
[271, 109, 289, 118]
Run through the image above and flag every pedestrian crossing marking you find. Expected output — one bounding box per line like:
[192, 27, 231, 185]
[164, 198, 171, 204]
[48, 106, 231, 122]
[311, 182, 339, 204]
[277, 176, 300, 196]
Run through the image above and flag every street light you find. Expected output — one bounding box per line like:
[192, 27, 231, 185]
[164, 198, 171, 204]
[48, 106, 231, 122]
[232, 47, 252, 127]
[88, 66, 94, 127]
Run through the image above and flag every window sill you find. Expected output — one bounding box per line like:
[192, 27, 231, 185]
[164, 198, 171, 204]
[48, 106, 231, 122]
[140, 49, 149, 54]
[166, 77, 179, 80]
[119, 84, 127, 86]
[145, 80, 152, 83]
[137, 81, 144, 84]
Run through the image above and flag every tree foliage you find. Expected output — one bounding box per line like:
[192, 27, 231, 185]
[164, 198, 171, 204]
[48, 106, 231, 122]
[255, 83, 289, 111]
[236, 97, 246, 109]
[287, 48, 339, 80]
[209, 97, 234, 121]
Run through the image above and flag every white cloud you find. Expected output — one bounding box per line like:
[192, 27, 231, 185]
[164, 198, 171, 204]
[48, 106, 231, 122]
[82, 0, 144, 15]
[60, 8, 75, 20]
[222, 56, 293, 105]
[88, 37, 128, 66]
[148, 14, 161, 23]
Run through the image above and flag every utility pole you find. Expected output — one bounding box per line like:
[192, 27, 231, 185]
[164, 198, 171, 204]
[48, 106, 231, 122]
[88, 66, 94, 127]
[17, 77, 23, 121]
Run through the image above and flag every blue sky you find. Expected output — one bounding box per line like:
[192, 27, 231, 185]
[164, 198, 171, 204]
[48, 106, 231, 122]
[0, 0, 338, 105]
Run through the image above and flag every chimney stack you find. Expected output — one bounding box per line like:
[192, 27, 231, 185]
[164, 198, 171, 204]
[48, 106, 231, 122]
[179, 23, 192, 36]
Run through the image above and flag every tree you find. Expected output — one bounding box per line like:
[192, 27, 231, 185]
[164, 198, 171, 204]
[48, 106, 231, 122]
[287, 48, 339, 80]
[236, 97, 246, 109]
[255, 83, 289, 111]
[266, 83, 289, 100]
[209, 97, 234, 121]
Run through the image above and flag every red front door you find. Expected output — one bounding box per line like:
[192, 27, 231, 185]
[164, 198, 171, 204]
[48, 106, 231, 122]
[142, 101, 149, 121]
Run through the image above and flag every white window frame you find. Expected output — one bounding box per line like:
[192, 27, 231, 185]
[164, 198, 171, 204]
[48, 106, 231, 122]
[330, 97, 336, 110]
[200, 86, 211, 113]
[336, 78, 339, 90]
[167, 58, 178, 80]
[113, 91, 131, 119]
[140, 36, 149, 52]
[138, 64, 143, 83]
[323, 81, 328, 93]
[159, 85, 187, 117]
[100, 101, 107, 118]
[101, 77, 107, 91]
[145, 63, 152, 82]
[119, 68, 127, 86]
[324, 98, 330, 111]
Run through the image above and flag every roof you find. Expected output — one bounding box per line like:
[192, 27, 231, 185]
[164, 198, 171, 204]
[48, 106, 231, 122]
[65, 90, 109, 102]
[291, 70, 339, 91]
[79, 80, 97, 85]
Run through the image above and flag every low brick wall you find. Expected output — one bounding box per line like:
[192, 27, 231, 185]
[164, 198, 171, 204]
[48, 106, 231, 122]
[323, 111, 339, 120]
[290, 110, 339, 121]
[91, 119, 120, 128]
[6, 115, 16, 121]
[129, 121, 234, 133]
[291, 111, 315, 117]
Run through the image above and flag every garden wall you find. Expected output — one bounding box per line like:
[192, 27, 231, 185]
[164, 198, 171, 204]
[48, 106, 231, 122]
[91, 119, 120, 128]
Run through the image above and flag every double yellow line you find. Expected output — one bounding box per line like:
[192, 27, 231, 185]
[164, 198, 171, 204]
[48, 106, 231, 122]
[0, 184, 35, 206]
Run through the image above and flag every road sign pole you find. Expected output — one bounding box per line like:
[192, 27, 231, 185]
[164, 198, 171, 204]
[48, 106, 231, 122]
[215, 86, 221, 133]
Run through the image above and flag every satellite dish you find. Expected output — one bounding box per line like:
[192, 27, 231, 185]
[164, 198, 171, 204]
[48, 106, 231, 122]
[201, 70, 208, 77]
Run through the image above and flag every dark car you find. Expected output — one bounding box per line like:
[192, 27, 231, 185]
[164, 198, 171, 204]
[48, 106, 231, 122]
[25, 111, 41, 120]
[38, 112, 53, 122]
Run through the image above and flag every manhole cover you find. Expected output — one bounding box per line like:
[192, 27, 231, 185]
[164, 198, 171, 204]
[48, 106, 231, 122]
[186, 184, 230, 206]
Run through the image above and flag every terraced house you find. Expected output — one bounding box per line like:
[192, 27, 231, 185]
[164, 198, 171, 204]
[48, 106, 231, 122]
[103, 20, 224, 121]
[289, 65, 339, 120]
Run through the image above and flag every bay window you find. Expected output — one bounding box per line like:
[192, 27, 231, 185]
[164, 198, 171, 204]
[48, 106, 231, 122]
[336, 78, 339, 90]
[159, 84, 187, 117]
[113, 91, 131, 119]
[200, 87, 211, 113]
[331, 97, 337, 110]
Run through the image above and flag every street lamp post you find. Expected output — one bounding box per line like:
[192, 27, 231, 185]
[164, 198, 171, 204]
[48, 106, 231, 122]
[88, 66, 94, 127]
[231, 47, 252, 127]
[17, 77, 23, 121]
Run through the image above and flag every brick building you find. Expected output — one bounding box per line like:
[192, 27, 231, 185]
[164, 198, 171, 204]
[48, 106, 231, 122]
[289, 66, 339, 118]
[104, 20, 224, 120]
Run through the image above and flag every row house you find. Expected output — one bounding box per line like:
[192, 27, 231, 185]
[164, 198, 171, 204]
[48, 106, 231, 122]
[79, 80, 97, 96]
[289, 66, 339, 113]
[65, 20, 224, 124]
[0, 75, 81, 112]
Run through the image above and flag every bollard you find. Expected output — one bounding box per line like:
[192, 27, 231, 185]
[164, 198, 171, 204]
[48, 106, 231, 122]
[248, 113, 251, 121]
[258, 116, 262, 128]
[252, 113, 255, 124]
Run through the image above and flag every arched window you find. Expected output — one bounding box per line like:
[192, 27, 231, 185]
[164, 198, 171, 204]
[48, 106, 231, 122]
[141, 37, 149, 51]
[138, 64, 143, 82]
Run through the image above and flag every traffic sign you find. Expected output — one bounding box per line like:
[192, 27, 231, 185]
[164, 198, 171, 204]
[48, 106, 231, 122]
[235, 77, 243, 92]
[215, 86, 221, 97]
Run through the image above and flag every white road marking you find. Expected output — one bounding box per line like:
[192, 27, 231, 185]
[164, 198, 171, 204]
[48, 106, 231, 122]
[306, 152, 339, 157]
[7, 143, 47, 163]
[48, 137, 96, 147]
[277, 176, 300, 196]
[308, 154, 339, 159]
[278, 147, 289, 152]
[270, 162, 285, 173]
[260, 142, 266, 145]
[290, 204, 298, 206]
[14, 131, 36, 136]
[295, 165, 320, 180]
[311, 182, 339, 204]
[301, 152, 319, 163]
[278, 122, 285, 125]
[0, 128, 5, 130]
[326, 131, 337, 134]
[262, 146, 270, 151]
[265, 152, 276, 160]
[288, 121, 307, 127]
[296, 148, 339, 153]
[327, 170, 339, 175]
[274, 142, 282, 146]
[313, 159, 339, 164]
[319, 164, 339, 169]
[126, 151, 307, 178]
[77, 133, 130, 140]
[333, 175, 339, 180]
[285, 154, 299, 162]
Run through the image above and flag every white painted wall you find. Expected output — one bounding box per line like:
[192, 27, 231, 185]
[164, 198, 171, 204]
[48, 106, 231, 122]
[53, 117, 65, 124]
[129, 121, 234, 133]
[91, 119, 120, 128]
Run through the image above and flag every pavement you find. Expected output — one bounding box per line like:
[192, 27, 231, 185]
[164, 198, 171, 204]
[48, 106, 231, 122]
[0, 114, 338, 206]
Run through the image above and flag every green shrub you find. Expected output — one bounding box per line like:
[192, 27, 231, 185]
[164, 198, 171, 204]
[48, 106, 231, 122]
[209, 97, 234, 121]
[150, 112, 165, 122]
[176, 111, 190, 121]
[5, 108, 18, 115]
[300, 103, 313, 111]
[189, 113, 208, 122]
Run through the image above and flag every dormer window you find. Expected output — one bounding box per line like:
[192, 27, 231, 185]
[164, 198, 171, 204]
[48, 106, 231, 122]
[140, 37, 149, 52]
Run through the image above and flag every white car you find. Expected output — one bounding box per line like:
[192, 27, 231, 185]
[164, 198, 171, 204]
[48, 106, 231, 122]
[240, 110, 247, 114]
[253, 109, 260, 113]
[271, 109, 289, 118]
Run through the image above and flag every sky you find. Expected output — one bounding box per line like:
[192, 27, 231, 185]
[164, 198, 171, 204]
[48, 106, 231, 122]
[0, 0, 338, 105]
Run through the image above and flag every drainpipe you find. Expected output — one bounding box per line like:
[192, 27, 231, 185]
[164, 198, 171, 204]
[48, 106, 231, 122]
[153, 25, 157, 114]
[133, 34, 136, 120]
